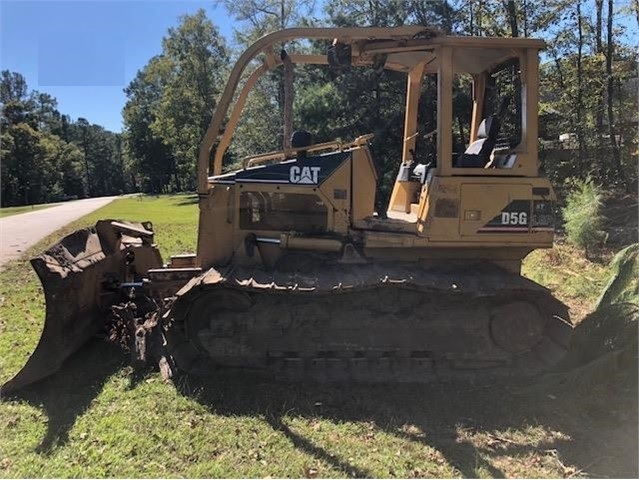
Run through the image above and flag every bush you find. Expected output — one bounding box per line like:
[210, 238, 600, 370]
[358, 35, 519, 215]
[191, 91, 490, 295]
[596, 243, 639, 308]
[563, 178, 606, 255]
[558, 244, 638, 384]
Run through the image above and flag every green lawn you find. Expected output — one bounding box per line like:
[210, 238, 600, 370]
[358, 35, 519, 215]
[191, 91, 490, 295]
[0, 194, 635, 478]
[0, 203, 59, 219]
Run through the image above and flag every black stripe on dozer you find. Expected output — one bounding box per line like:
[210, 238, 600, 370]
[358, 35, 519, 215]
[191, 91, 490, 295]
[166, 263, 572, 383]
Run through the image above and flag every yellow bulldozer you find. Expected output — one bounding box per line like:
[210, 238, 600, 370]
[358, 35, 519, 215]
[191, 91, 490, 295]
[2, 26, 572, 393]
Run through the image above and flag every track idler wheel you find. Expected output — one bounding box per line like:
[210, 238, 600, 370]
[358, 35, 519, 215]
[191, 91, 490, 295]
[489, 294, 572, 374]
[489, 301, 546, 353]
[170, 288, 255, 369]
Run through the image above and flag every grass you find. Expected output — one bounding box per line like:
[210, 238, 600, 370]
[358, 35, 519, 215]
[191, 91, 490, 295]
[0, 203, 59, 219]
[522, 241, 612, 322]
[0, 194, 636, 478]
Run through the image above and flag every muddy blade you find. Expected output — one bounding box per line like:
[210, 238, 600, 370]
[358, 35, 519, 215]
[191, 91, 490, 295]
[1, 221, 162, 396]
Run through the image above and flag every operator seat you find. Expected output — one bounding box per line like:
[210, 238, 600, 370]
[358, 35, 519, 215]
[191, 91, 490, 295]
[455, 116, 501, 168]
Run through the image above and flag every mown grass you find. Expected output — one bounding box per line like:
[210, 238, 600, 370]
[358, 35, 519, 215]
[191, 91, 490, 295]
[0, 194, 636, 478]
[73, 193, 200, 259]
[0, 203, 59, 219]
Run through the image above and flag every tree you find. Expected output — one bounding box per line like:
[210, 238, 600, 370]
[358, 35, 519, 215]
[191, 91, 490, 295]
[76, 117, 93, 196]
[537, 0, 636, 190]
[1, 70, 124, 205]
[123, 57, 175, 193]
[123, 10, 229, 192]
[221, 0, 315, 45]
[409, 0, 456, 33]
[604, 0, 626, 188]
[220, 0, 316, 159]
[316, 0, 421, 205]
[0, 70, 28, 104]
[1, 123, 41, 205]
[1, 71, 43, 205]
[121, 1, 635, 197]
[151, 9, 229, 190]
[563, 178, 606, 256]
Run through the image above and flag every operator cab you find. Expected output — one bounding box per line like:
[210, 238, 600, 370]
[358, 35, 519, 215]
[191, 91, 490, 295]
[196, 28, 551, 269]
[385, 53, 532, 225]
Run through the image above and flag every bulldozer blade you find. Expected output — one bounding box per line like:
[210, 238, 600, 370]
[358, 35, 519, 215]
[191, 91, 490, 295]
[1, 220, 162, 396]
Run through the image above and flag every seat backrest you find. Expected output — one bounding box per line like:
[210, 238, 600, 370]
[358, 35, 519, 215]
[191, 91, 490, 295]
[477, 116, 500, 155]
[457, 116, 501, 167]
[468, 116, 500, 153]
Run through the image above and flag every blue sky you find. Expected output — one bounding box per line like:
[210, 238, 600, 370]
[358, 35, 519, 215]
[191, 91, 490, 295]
[1, 1, 636, 134]
[0, 0, 236, 132]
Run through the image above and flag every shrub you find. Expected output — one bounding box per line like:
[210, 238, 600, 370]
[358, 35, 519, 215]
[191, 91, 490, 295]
[563, 178, 606, 255]
[596, 243, 639, 308]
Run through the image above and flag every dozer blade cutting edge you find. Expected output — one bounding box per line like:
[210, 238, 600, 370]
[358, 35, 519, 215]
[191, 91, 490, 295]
[1, 220, 162, 396]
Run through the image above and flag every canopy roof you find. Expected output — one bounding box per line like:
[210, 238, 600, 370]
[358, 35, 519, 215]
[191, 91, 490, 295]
[199, 26, 546, 190]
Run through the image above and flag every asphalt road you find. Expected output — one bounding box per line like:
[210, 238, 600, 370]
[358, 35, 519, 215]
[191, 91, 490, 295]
[0, 196, 119, 267]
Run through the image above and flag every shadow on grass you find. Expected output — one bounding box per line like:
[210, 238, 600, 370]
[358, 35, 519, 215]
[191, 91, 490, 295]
[5, 341, 637, 478]
[172, 372, 516, 478]
[172, 367, 638, 478]
[3, 341, 127, 454]
[266, 414, 372, 478]
[176, 195, 199, 206]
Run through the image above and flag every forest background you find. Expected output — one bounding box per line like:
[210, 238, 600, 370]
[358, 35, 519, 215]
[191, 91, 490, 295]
[1, 0, 637, 207]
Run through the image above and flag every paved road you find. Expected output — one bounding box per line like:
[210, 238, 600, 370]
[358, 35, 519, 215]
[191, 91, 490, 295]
[0, 196, 119, 267]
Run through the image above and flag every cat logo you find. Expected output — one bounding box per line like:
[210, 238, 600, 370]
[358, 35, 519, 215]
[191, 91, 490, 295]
[289, 165, 321, 184]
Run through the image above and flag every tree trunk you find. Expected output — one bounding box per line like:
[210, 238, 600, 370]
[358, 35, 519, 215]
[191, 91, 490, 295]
[595, 0, 606, 180]
[282, 50, 294, 150]
[575, 2, 586, 167]
[504, 0, 521, 140]
[605, 0, 627, 188]
[82, 128, 92, 197]
[174, 169, 181, 192]
[553, 55, 566, 90]
[595, 0, 603, 52]
[280, 0, 291, 150]
[504, 0, 519, 37]
[115, 134, 125, 193]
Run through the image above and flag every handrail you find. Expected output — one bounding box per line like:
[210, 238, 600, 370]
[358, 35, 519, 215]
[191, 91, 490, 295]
[198, 26, 434, 193]
[238, 134, 375, 170]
